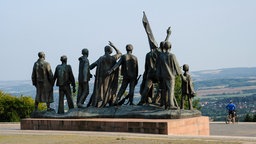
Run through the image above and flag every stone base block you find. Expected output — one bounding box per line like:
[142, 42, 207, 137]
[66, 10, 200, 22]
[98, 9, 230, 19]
[21, 116, 209, 136]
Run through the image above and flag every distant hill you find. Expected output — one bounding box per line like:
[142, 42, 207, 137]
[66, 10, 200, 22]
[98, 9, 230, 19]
[192, 67, 256, 81]
[0, 80, 34, 97]
[192, 67, 256, 95]
[190, 67, 256, 121]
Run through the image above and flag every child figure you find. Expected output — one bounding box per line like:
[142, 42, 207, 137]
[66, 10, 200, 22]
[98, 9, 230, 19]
[180, 64, 196, 110]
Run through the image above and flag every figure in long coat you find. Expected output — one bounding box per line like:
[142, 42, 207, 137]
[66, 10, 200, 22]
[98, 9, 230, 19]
[88, 42, 122, 107]
[156, 42, 181, 109]
[32, 52, 54, 111]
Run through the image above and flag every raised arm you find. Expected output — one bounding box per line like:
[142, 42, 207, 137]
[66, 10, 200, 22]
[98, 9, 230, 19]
[109, 41, 122, 59]
[164, 26, 171, 41]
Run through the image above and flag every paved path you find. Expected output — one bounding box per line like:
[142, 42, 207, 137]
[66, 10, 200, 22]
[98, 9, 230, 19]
[1, 122, 256, 143]
[210, 122, 256, 137]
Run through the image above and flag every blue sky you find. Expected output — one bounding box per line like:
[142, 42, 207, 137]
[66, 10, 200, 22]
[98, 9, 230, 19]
[0, 0, 255, 81]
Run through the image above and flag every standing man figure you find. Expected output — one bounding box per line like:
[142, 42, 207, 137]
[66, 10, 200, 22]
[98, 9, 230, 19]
[108, 44, 138, 105]
[32, 52, 54, 111]
[138, 46, 159, 105]
[138, 27, 171, 105]
[88, 41, 122, 107]
[156, 42, 182, 109]
[77, 48, 91, 108]
[53, 55, 76, 114]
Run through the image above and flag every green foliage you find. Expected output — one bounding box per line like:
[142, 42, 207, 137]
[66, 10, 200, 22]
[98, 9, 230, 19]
[243, 113, 256, 122]
[192, 98, 201, 110]
[118, 75, 128, 96]
[244, 113, 253, 122]
[73, 82, 79, 103]
[174, 76, 200, 110]
[253, 114, 256, 122]
[174, 76, 182, 106]
[38, 103, 47, 111]
[0, 90, 35, 122]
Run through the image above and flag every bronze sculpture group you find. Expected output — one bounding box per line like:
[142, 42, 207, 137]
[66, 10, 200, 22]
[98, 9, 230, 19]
[31, 12, 196, 114]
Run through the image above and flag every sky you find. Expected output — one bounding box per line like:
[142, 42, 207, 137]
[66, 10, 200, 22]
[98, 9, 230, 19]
[0, 0, 255, 81]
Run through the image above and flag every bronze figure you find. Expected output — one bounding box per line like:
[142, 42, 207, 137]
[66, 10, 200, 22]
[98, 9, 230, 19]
[88, 41, 122, 107]
[32, 52, 54, 111]
[156, 42, 182, 109]
[108, 44, 138, 105]
[77, 48, 91, 108]
[180, 64, 196, 110]
[53, 55, 76, 114]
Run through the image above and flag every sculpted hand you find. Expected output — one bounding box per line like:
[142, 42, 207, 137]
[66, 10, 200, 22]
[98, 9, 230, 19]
[108, 41, 114, 47]
[167, 27, 171, 35]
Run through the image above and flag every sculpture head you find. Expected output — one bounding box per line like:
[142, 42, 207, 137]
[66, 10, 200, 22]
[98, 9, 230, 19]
[104, 46, 113, 54]
[183, 64, 189, 72]
[60, 55, 67, 63]
[126, 44, 133, 52]
[82, 48, 89, 56]
[38, 52, 45, 59]
[160, 41, 165, 51]
[164, 41, 172, 50]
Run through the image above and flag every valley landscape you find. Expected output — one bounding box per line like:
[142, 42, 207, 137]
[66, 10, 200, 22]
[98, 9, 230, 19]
[194, 67, 256, 121]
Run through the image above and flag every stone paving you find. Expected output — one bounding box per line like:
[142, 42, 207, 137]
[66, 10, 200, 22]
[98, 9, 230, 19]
[210, 122, 256, 137]
[1, 122, 256, 143]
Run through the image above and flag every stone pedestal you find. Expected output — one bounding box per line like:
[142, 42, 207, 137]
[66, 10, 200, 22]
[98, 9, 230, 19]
[21, 116, 209, 136]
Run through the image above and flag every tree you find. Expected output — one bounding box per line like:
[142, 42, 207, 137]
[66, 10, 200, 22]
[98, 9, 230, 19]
[244, 113, 252, 122]
[253, 113, 256, 122]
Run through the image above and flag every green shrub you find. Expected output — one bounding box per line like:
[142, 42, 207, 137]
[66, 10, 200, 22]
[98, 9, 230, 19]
[253, 114, 256, 122]
[244, 113, 253, 122]
[0, 91, 34, 122]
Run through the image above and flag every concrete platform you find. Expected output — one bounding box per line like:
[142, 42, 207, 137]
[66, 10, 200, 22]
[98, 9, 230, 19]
[21, 116, 209, 136]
